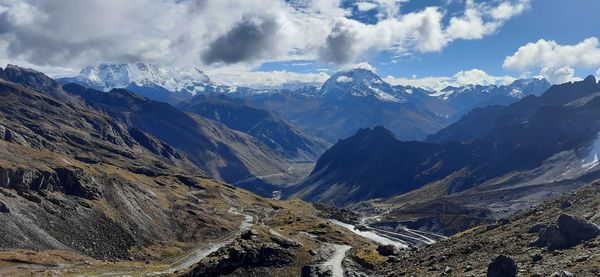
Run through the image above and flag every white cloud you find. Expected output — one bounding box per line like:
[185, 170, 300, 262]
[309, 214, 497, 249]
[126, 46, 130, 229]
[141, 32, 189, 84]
[490, 0, 529, 20]
[384, 69, 516, 91]
[342, 62, 377, 72]
[540, 66, 576, 84]
[504, 37, 600, 84]
[504, 37, 600, 71]
[336, 76, 353, 82]
[205, 66, 330, 88]
[446, 0, 529, 41]
[355, 2, 378, 12]
[0, 0, 530, 71]
[597, 68, 600, 80]
[454, 69, 515, 86]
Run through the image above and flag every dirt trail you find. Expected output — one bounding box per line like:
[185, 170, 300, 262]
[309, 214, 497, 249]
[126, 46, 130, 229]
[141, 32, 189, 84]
[323, 244, 352, 277]
[148, 207, 254, 276]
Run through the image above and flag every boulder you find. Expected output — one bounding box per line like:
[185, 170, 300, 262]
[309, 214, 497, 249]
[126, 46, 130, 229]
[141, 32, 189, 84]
[557, 214, 600, 245]
[530, 214, 600, 249]
[377, 244, 401, 256]
[0, 200, 9, 213]
[487, 255, 517, 277]
[530, 225, 568, 249]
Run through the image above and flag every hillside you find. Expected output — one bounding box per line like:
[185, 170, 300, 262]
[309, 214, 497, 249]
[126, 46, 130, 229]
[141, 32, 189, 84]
[60, 83, 301, 194]
[178, 94, 330, 162]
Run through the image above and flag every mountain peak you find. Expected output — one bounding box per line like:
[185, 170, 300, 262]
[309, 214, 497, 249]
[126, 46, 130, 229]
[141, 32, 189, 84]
[583, 75, 597, 84]
[320, 69, 403, 102]
[73, 63, 211, 95]
[0, 64, 59, 92]
[355, 125, 397, 141]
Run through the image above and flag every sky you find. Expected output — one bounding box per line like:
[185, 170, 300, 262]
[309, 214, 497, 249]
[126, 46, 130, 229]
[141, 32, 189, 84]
[0, 0, 599, 90]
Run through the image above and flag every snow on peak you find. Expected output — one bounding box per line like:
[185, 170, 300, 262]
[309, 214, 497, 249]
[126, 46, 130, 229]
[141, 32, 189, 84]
[321, 69, 404, 102]
[76, 63, 211, 95]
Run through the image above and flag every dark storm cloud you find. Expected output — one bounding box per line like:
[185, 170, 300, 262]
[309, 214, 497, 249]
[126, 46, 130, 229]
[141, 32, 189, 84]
[201, 16, 280, 65]
[317, 22, 358, 65]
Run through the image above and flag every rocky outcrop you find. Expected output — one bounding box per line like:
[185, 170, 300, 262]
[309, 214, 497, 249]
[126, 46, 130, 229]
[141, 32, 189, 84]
[0, 167, 102, 200]
[301, 264, 333, 277]
[270, 235, 303, 249]
[531, 214, 600, 249]
[0, 124, 30, 147]
[487, 255, 517, 277]
[187, 236, 296, 277]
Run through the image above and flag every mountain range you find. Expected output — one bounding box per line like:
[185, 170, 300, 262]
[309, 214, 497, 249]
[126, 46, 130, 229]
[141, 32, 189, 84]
[63, 64, 551, 143]
[292, 76, 600, 218]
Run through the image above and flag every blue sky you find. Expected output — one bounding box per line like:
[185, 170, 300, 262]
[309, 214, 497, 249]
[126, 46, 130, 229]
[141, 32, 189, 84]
[258, 0, 600, 83]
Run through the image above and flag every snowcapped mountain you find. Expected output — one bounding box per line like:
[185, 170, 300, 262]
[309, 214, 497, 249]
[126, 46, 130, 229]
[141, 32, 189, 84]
[61, 63, 212, 95]
[319, 69, 405, 103]
[58, 63, 226, 104]
[429, 78, 551, 119]
[432, 78, 550, 100]
[73, 63, 211, 94]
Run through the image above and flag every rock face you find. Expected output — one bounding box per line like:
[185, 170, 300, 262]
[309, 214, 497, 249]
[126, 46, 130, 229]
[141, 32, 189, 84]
[487, 255, 517, 277]
[0, 167, 102, 200]
[531, 214, 600, 249]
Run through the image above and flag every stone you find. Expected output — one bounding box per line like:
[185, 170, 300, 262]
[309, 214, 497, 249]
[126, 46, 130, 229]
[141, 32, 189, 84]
[530, 225, 568, 249]
[560, 201, 572, 209]
[0, 200, 9, 213]
[583, 211, 595, 220]
[241, 229, 259, 240]
[531, 253, 543, 262]
[442, 266, 452, 275]
[487, 255, 517, 277]
[377, 244, 401, 256]
[557, 214, 600, 245]
[551, 271, 574, 277]
[531, 214, 600, 249]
